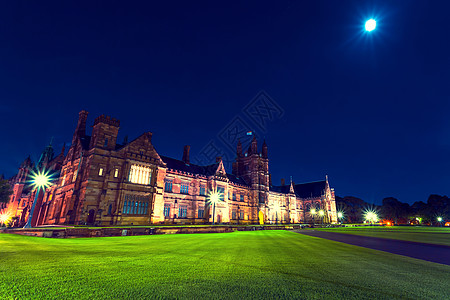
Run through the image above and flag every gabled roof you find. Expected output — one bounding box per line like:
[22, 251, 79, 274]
[160, 155, 220, 176]
[270, 185, 291, 194]
[226, 173, 248, 186]
[270, 180, 327, 198]
[294, 180, 327, 198]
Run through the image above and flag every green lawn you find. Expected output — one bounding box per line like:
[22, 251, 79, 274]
[1, 231, 449, 299]
[316, 226, 450, 246]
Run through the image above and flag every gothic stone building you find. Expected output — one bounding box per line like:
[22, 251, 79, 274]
[3, 111, 337, 226]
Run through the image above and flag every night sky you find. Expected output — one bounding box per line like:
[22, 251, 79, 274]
[1, 1, 449, 205]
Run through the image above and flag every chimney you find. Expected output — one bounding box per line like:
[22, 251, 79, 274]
[182, 145, 190, 164]
[281, 178, 285, 186]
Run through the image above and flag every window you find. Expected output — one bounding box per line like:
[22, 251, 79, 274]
[123, 194, 149, 215]
[217, 186, 225, 200]
[128, 164, 152, 185]
[178, 205, 187, 218]
[239, 211, 244, 220]
[240, 195, 244, 202]
[164, 204, 171, 217]
[180, 183, 189, 194]
[199, 185, 206, 196]
[232, 210, 236, 220]
[104, 138, 108, 148]
[165, 181, 173, 192]
[114, 168, 119, 178]
[233, 193, 236, 201]
[198, 208, 204, 218]
[98, 168, 104, 176]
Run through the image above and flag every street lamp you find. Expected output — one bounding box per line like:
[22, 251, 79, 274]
[310, 208, 316, 224]
[363, 209, 379, 225]
[0, 212, 11, 227]
[437, 217, 443, 226]
[207, 189, 222, 225]
[337, 211, 344, 224]
[24, 169, 53, 228]
[319, 209, 325, 224]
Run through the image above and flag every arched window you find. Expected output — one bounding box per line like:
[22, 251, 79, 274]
[123, 201, 127, 214]
[131, 201, 135, 214]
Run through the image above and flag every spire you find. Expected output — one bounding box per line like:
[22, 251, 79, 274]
[289, 178, 295, 194]
[72, 110, 89, 145]
[251, 136, 257, 154]
[236, 140, 242, 157]
[60, 142, 66, 155]
[262, 140, 268, 158]
[38, 139, 55, 170]
[20, 155, 33, 168]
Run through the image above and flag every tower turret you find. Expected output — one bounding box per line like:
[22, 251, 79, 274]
[262, 140, 268, 159]
[90, 114, 120, 150]
[72, 110, 89, 145]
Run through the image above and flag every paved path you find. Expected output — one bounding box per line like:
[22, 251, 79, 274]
[295, 230, 450, 265]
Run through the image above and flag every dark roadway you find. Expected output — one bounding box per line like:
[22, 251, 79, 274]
[296, 230, 450, 266]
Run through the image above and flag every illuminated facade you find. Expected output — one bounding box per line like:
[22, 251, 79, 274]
[2, 111, 337, 226]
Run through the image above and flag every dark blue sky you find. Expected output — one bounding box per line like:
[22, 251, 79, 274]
[1, 1, 449, 204]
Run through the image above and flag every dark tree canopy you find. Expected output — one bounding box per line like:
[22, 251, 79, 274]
[0, 177, 12, 204]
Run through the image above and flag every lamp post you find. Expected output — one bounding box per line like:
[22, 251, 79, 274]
[319, 209, 325, 224]
[363, 210, 379, 225]
[310, 208, 316, 224]
[24, 169, 52, 228]
[208, 189, 222, 225]
[437, 216, 443, 227]
[337, 211, 344, 225]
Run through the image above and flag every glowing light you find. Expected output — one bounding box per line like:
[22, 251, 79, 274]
[437, 217, 443, 222]
[318, 210, 325, 217]
[207, 190, 222, 205]
[207, 188, 224, 225]
[29, 169, 53, 190]
[365, 19, 376, 32]
[363, 209, 379, 223]
[310, 208, 316, 215]
[0, 213, 11, 226]
[337, 212, 343, 219]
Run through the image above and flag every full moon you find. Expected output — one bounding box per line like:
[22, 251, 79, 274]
[365, 19, 376, 32]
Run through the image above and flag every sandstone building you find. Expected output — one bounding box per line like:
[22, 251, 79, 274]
[3, 111, 337, 226]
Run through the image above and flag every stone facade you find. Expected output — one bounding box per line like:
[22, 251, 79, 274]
[2, 111, 337, 226]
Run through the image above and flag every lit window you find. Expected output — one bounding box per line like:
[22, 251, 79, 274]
[180, 183, 189, 194]
[123, 201, 128, 214]
[165, 181, 173, 192]
[164, 204, 171, 217]
[178, 205, 187, 218]
[128, 165, 152, 185]
[199, 185, 206, 196]
[217, 187, 225, 201]
[99, 168, 104, 176]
